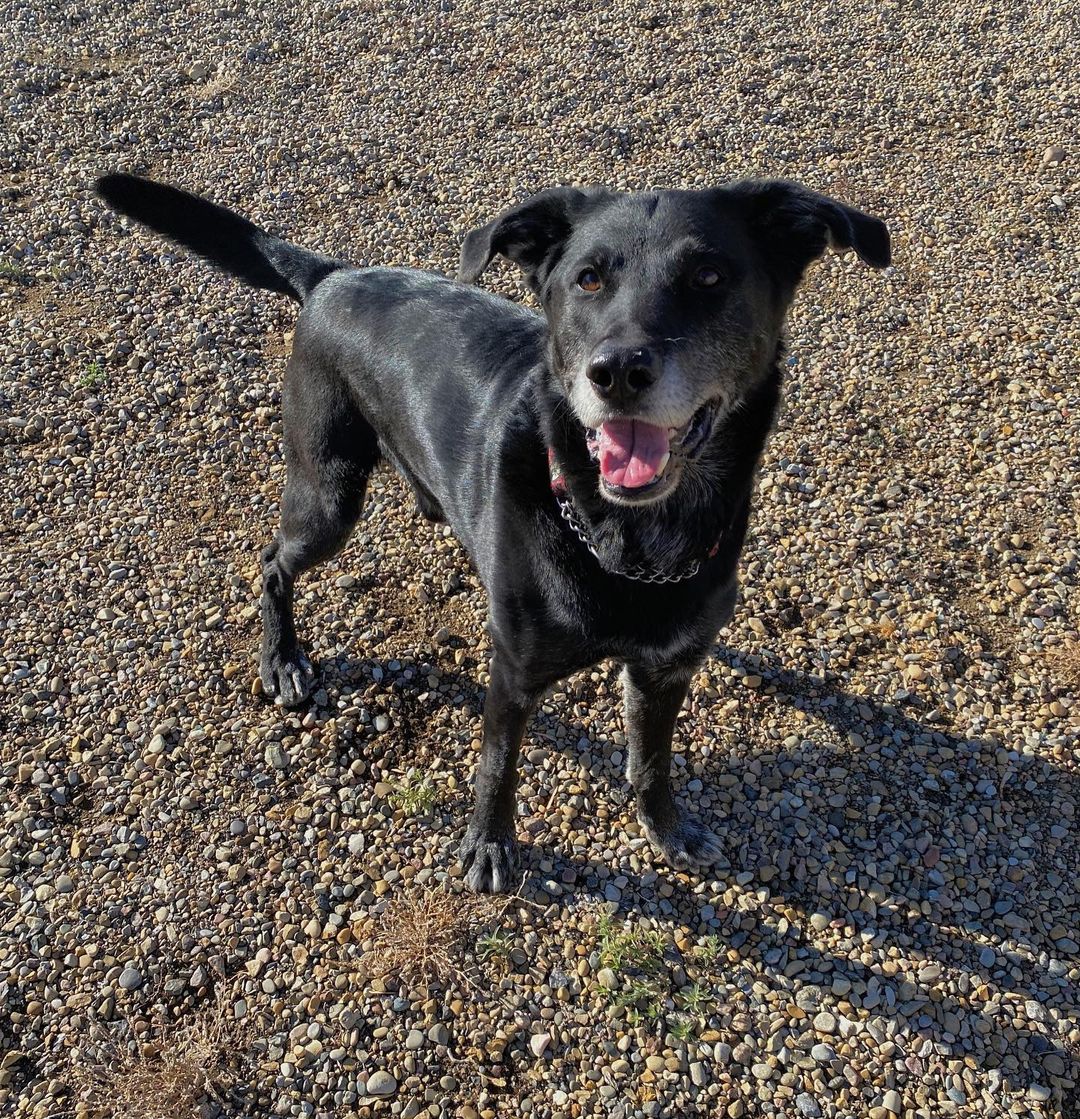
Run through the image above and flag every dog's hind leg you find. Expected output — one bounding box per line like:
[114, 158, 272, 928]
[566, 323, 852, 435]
[259, 373, 379, 706]
[622, 662, 724, 871]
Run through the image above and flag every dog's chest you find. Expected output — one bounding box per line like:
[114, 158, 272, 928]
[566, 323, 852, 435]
[557, 575, 737, 670]
[629, 620, 706, 664]
[600, 609, 717, 667]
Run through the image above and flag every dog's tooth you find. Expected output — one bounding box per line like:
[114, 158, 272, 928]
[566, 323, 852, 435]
[657, 451, 670, 475]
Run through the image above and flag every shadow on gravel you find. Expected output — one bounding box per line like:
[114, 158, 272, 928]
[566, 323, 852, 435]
[304, 640, 1076, 1103]
[530, 645, 1077, 1105]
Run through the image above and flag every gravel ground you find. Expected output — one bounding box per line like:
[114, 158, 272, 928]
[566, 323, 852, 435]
[2, 1, 1078, 1117]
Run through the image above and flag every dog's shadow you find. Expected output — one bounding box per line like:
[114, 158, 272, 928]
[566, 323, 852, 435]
[310, 641, 1076, 1100]
[527, 644, 1078, 1100]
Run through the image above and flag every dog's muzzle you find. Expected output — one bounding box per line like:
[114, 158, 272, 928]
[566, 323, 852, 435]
[584, 399, 719, 496]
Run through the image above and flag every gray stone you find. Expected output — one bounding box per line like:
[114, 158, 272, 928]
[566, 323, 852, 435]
[265, 743, 289, 770]
[366, 1070, 397, 1097]
[118, 967, 142, 990]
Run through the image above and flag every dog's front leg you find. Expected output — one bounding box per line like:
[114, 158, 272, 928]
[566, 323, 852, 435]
[459, 650, 538, 893]
[623, 662, 723, 871]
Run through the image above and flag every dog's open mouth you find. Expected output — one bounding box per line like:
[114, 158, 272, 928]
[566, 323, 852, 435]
[585, 400, 718, 500]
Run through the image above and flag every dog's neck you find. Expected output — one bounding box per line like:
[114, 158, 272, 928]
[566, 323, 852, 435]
[537, 357, 783, 581]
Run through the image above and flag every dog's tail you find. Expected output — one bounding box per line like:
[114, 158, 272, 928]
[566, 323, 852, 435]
[95, 173, 344, 303]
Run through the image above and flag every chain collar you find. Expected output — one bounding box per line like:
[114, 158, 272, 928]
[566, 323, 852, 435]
[547, 448, 716, 585]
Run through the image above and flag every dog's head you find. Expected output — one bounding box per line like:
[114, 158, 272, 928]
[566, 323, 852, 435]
[459, 181, 890, 506]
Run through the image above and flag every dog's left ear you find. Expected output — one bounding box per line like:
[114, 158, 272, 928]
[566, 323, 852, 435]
[458, 187, 596, 287]
[722, 180, 891, 287]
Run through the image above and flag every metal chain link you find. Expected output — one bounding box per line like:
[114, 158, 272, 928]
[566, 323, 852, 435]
[553, 490, 702, 584]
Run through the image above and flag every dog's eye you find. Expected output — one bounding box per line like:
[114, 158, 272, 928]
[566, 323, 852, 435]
[692, 266, 722, 289]
[577, 269, 603, 292]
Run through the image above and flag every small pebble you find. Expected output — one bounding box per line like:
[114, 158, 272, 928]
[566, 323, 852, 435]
[365, 1070, 397, 1097]
[118, 968, 142, 991]
[530, 1033, 551, 1058]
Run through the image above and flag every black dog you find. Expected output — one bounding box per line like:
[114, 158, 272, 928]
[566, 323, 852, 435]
[96, 174, 889, 892]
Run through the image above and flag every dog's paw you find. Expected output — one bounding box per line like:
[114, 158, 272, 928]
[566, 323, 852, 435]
[260, 647, 316, 707]
[458, 828, 518, 894]
[640, 809, 723, 871]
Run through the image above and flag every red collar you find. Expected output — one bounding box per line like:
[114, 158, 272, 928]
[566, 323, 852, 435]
[547, 447, 568, 496]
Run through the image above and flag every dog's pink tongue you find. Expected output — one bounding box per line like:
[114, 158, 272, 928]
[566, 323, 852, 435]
[598, 419, 669, 488]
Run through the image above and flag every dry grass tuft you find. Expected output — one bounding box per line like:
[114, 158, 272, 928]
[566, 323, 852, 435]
[874, 617, 898, 640]
[67, 993, 256, 1119]
[1047, 641, 1080, 690]
[199, 69, 249, 102]
[367, 886, 505, 988]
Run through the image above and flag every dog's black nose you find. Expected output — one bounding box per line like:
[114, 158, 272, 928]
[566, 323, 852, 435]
[586, 347, 660, 404]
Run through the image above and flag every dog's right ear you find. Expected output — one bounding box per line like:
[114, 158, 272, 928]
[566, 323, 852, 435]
[457, 188, 593, 287]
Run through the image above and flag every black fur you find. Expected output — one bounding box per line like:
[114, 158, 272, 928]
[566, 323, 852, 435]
[95, 173, 890, 893]
[96, 174, 344, 301]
